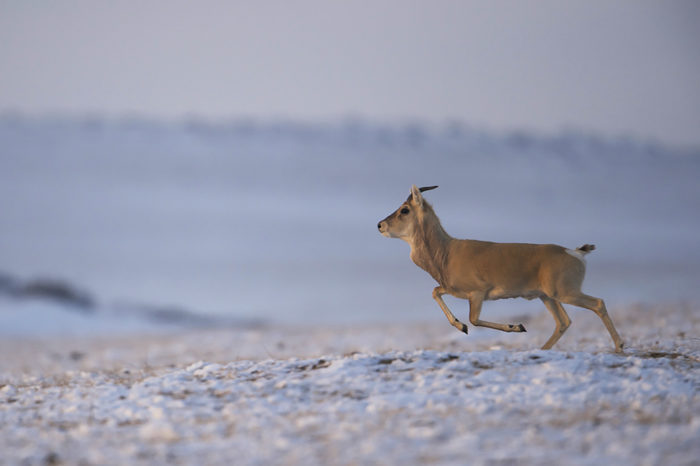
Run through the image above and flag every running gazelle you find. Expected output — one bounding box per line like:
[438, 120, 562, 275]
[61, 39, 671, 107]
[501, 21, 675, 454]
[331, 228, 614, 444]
[377, 185, 623, 351]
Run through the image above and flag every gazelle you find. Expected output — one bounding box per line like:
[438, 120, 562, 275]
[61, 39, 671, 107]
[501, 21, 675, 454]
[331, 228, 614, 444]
[377, 185, 623, 352]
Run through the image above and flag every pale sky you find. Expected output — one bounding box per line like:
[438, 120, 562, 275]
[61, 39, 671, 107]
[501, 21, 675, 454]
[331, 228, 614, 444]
[1, 1, 699, 146]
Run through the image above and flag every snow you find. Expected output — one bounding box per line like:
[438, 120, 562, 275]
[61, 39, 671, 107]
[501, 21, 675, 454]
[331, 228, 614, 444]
[1, 303, 698, 465]
[1, 116, 699, 463]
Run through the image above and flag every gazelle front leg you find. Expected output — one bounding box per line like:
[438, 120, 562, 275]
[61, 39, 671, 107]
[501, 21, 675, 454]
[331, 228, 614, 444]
[468, 293, 527, 332]
[432, 286, 468, 334]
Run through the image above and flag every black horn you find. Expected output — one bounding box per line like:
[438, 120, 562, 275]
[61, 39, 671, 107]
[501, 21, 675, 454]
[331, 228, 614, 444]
[407, 185, 438, 201]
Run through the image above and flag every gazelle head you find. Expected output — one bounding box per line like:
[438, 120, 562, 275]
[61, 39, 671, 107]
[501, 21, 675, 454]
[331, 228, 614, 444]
[377, 185, 438, 240]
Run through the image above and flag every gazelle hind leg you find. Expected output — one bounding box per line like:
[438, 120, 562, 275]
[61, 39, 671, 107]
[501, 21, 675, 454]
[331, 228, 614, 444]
[560, 293, 624, 352]
[432, 287, 468, 334]
[468, 293, 526, 333]
[540, 296, 571, 350]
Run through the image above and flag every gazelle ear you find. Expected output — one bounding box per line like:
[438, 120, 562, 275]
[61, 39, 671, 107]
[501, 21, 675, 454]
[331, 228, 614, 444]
[410, 185, 423, 206]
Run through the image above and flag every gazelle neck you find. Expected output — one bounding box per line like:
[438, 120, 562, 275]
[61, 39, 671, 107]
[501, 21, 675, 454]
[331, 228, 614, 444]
[408, 206, 452, 285]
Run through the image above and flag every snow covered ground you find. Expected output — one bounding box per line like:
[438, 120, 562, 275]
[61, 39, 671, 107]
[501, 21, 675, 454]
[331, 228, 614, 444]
[1, 302, 698, 465]
[1, 117, 699, 464]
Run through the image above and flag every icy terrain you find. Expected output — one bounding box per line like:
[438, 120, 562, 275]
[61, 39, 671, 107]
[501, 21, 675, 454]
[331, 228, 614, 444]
[1, 302, 698, 465]
[1, 117, 699, 464]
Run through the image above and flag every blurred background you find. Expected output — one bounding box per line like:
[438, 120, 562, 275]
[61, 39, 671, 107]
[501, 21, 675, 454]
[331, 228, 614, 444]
[1, 1, 699, 336]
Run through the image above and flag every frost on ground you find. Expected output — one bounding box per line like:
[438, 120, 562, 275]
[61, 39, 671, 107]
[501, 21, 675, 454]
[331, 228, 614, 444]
[1, 302, 699, 465]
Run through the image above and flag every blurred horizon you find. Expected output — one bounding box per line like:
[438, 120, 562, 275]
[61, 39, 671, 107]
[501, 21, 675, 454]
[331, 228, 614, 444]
[5, 110, 700, 151]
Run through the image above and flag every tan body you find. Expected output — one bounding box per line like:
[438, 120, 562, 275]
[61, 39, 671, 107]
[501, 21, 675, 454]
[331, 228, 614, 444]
[378, 185, 624, 351]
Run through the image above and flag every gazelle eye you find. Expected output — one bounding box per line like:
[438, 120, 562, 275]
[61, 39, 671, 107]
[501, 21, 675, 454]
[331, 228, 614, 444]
[400, 207, 410, 215]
